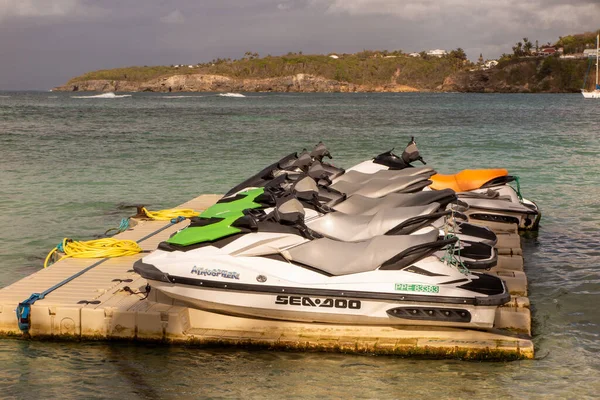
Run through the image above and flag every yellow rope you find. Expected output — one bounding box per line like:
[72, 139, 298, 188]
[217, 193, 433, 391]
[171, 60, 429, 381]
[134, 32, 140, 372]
[42, 207, 198, 268]
[140, 207, 199, 221]
[44, 238, 142, 268]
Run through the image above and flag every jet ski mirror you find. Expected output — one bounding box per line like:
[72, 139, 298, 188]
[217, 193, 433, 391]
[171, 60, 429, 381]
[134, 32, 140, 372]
[275, 196, 305, 224]
[310, 141, 332, 161]
[401, 137, 426, 165]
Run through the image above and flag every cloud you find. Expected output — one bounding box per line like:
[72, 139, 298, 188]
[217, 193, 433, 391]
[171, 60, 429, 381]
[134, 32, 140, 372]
[305, 0, 600, 58]
[1, 0, 599, 89]
[0, 0, 103, 20]
[309, 0, 600, 27]
[160, 9, 185, 24]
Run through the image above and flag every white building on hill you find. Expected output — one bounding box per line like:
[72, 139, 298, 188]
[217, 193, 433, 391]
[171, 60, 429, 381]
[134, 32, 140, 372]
[426, 49, 447, 57]
[483, 60, 498, 70]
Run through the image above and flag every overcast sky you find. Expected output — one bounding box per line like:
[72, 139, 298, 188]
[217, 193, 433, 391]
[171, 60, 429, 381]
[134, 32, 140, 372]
[1, 0, 599, 90]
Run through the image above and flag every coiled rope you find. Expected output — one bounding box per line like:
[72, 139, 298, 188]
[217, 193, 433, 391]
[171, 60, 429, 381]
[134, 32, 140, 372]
[21, 208, 197, 333]
[139, 207, 199, 221]
[103, 207, 200, 235]
[44, 207, 199, 268]
[43, 238, 142, 269]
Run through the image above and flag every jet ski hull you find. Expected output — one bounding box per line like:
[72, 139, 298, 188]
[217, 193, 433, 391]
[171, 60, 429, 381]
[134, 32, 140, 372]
[462, 198, 540, 231]
[459, 185, 541, 231]
[135, 259, 509, 329]
[149, 281, 500, 328]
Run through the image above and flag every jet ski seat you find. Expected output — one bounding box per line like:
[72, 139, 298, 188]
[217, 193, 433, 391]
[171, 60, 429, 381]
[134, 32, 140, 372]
[334, 167, 435, 185]
[307, 203, 441, 241]
[330, 175, 432, 198]
[287, 229, 440, 276]
[430, 169, 508, 192]
[333, 189, 457, 215]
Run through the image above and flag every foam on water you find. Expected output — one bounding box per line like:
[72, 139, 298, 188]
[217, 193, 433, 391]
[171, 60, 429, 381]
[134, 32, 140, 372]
[218, 92, 246, 97]
[160, 95, 205, 98]
[71, 92, 132, 99]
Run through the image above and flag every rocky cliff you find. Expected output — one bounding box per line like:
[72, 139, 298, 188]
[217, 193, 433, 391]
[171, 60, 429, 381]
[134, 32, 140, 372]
[53, 73, 420, 93]
[441, 59, 587, 93]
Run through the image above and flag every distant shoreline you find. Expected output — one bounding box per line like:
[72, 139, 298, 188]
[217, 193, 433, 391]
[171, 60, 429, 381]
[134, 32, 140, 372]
[54, 57, 587, 94]
[52, 69, 584, 94]
[0, 89, 584, 94]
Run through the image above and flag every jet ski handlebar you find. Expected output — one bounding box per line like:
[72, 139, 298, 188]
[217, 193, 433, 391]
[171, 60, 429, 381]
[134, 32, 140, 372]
[373, 138, 427, 169]
[379, 236, 459, 270]
[385, 210, 453, 236]
[309, 141, 333, 161]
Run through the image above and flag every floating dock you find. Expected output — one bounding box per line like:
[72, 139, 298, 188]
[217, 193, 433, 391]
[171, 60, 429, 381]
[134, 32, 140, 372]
[0, 195, 533, 360]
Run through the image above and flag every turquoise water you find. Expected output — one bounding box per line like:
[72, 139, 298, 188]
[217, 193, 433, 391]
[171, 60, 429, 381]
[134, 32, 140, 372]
[0, 92, 599, 398]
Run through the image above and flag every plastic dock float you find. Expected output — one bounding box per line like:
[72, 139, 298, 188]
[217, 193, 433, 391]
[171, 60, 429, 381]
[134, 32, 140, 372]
[0, 195, 533, 360]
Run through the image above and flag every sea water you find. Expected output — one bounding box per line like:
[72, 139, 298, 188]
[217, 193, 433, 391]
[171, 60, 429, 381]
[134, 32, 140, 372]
[0, 92, 599, 398]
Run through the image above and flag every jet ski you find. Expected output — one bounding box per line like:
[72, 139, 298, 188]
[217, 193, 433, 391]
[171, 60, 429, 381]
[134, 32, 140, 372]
[430, 170, 540, 230]
[457, 186, 540, 230]
[225, 138, 431, 198]
[337, 137, 541, 231]
[134, 198, 510, 329]
[346, 137, 427, 174]
[288, 177, 497, 270]
[178, 175, 498, 269]
[330, 190, 497, 246]
[226, 137, 537, 231]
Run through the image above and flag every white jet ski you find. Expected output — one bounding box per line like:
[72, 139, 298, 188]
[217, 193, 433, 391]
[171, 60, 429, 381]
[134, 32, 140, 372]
[134, 199, 510, 329]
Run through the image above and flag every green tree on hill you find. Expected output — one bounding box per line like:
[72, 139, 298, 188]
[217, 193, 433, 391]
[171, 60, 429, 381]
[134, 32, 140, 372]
[523, 38, 533, 55]
[556, 30, 599, 54]
[512, 38, 534, 57]
[512, 41, 524, 57]
[449, 48, 467, 60]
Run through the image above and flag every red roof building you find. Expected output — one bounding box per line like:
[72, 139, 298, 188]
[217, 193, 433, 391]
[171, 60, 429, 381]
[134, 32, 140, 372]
[540, 47, 557, 56]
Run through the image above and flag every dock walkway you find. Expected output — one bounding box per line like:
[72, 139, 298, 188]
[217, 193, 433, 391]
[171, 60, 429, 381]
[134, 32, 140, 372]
[0, 195, 533, 360]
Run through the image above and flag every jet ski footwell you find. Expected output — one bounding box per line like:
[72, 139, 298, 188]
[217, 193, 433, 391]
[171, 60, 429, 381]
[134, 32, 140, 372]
[0, 195, 533, 360]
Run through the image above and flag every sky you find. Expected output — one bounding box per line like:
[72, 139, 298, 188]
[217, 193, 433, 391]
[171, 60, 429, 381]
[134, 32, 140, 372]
[1, 0, 599, 90]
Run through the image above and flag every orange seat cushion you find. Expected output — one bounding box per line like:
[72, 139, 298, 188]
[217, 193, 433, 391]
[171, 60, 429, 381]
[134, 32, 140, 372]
[430, 169, 508, 192]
